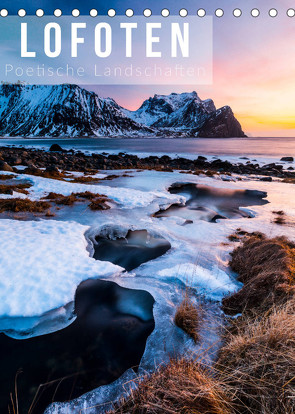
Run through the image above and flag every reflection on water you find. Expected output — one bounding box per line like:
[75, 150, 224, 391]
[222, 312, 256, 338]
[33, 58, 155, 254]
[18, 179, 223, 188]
[1, 280, 154, 414]
[155, 183, 268, 223]
[93, 229, 171, 271]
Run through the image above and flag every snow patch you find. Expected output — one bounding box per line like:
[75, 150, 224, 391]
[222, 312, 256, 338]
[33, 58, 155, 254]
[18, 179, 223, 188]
[0, 219, 122, 317]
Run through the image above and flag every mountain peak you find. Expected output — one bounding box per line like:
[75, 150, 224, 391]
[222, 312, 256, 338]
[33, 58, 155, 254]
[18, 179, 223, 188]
[0, 84, 152, 137]
[0, 85, 246, 138]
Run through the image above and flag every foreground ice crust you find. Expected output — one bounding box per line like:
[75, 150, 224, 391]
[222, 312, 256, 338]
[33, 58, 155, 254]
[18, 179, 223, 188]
[1, 169, 295, 413]
[43, 171, 295, 413]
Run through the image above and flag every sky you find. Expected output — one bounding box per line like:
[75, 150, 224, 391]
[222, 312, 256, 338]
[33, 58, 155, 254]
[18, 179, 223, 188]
[0, 0, 295, 137]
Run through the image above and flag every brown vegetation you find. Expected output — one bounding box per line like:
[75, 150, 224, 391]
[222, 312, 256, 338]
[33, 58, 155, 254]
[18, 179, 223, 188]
[0, 183, 32, 195]
[222, 235, 295, 315]
[74, 191, 100, 199]
[0, 198, 51, 213]
[219, 234, 295, 413]
[109, 358, 233, 414]
[272, 210, 288, 225]
[43, 192, 78, 205]
[21, 166, 122, 185]
[88, 197, 110, 211]
[228, 234, 240, 242]
[282, 178, 295, 184]
[110, 233, 295, 414]
[217, 300, 295, 414]
[23, 167, 66, 180]
[273, 216, 286, 225]
[174, 296, 202, 343]
[205, 170, 216, 177]
[43, 191, 110, 209]
[70, 175, 101, 184]
[0, 174, 15, 180]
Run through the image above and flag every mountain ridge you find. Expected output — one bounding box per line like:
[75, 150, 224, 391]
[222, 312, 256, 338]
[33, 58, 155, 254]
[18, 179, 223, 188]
[0, 84, 246, 138]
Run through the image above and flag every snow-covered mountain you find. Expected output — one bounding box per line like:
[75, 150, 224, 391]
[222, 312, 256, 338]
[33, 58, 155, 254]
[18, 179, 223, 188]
[125, 91, 245, 137]
[0, 84, 153, 137]
[124, 92, 216, 128]
[0, 85, 246, 137]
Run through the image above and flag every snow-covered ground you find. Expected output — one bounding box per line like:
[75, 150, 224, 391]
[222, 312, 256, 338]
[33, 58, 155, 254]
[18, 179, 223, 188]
[0, 167, 295, 413]
[0, 219, 122, 318]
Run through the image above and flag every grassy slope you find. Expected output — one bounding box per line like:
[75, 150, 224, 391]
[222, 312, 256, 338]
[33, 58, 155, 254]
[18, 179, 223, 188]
[109, 234, 295, 414]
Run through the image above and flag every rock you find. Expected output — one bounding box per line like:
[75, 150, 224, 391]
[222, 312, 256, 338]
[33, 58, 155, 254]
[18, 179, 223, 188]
[280, 157, 294, 162]
[46, 164, 59, 172]
[197, 106, 247, 138]
[182, 219, 193, 226]
[49, 144, 65, 152]
[260, 177, 272, 182]
[10, 157, 22, 165]
[24, 166, 42, 175]
[0, 161, 13, 172]
[263, 163, 283, 171]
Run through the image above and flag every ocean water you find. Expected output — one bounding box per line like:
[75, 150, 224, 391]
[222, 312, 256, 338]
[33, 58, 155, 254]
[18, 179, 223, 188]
[0, 137, 295, 161]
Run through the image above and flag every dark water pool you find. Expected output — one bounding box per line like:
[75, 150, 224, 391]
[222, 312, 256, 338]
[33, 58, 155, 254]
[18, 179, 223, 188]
[1, 279, 154, 414]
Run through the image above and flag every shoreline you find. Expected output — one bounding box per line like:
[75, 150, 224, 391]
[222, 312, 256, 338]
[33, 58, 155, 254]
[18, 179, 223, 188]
[0, 145, 294, 180]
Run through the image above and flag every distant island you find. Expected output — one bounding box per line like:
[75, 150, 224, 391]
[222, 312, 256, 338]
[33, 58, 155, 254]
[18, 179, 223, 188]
[0, 84, 246, 138]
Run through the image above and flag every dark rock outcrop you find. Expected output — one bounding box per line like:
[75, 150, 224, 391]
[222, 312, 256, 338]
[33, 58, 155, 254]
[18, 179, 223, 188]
[197, 106, 246, 138]
[281, 157, 294, 162]
[49, 143, 65, 152]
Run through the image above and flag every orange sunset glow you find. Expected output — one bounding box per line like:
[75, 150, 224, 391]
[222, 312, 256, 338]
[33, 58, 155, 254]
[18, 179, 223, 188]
[89, 10, 295, 138]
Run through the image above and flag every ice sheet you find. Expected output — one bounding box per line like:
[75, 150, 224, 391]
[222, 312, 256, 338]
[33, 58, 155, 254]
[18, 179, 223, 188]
[1, 168, 295, 414]
[0, 219, 122, 317]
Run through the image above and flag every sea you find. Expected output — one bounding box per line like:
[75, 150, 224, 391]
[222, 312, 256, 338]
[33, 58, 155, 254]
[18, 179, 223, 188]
[0, 137, 294, 163]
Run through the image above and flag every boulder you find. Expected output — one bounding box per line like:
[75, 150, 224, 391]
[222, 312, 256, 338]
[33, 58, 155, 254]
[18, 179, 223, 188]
[280, 156, 294, 162]
[0, 161, 13, 172]
[49, 144, 65, 152]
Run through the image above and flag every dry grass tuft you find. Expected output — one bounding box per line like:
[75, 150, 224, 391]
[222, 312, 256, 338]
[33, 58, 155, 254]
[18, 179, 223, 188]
[217, 299, 295, 414]
[109, 358, 233, 414]
[42, 191, 111, 210]
[70, 175, 101, 184]
[0, 183, 32, 195]
[23, 167, 66, 180]
[73, 191, 98, 199]
[42, 192, 77, 205]
[54, 194, 78, 206]
[174, 296, 202, 343]
[88, 197, 110, 211]
[205, 170, 216, 177]
[109, 234, 295, 414]
[273, 216, 286, 225]
[273, 210, 285, 216]
[272, 210, 287, 225]
[0, 174, 15, 180]
[0, 198, 51, 213]
[42, 192, 64, 200]
[222, 235, 295, 315]
[282, 178, 295, 184]
[228, 234, 240, 242]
